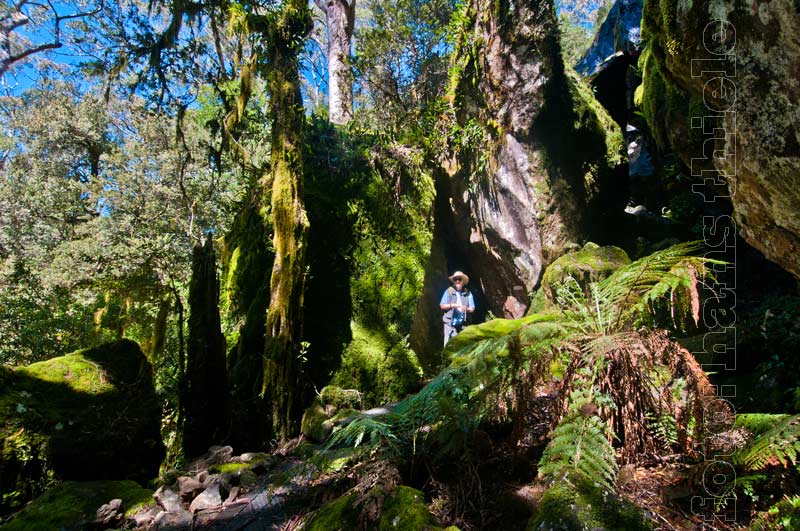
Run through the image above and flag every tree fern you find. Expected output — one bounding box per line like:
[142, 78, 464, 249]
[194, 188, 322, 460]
[538, 412, 618, 492]
[734, 415, 800, 471]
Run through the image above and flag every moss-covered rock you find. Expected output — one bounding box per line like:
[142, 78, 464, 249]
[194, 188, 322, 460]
[301, 400, 334, 443]
[527, 475, 652, 531]
[304, 485, 446, 531]
[0, 480, 153, 531]
[0, 340, 163, 515]
[541, 242, 631, 303]
[331, 321, 422, 408]
[319, 386, 362, 410]
[638, 0, 800, 280]
[434, 0, 627, 325]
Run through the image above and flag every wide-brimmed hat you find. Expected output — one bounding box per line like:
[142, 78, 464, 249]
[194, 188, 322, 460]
[448, 271, 469, 285]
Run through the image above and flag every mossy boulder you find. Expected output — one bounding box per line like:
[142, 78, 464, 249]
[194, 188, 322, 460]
[331, 321, 422, 407]
[527, 475, 652, 531]
[0, 480, 153, 531]
[639, 0, 800, 280]
[304, 485, 447, 531]
[0, 340, 164, 514]
[301, 400, 334, 443]
[541, 242, 631, 303]
[319, 385, 362, 410]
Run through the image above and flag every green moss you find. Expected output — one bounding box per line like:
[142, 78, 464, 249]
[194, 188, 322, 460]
[567, 69, 625, 168]
[301, 400, 333, 443]
[378, 486, 441, 530]
[304, 486, 445, 531]
[541, 243, 631, 302]
[208, 462, 251, 474]
[332, 322, 422, 407]
[319, 386, 362, 409]
[1, 340, 163, 514]
[304, 493, 358, 531]
[527, 475, 652, 531]
[1, 480, 153, 531]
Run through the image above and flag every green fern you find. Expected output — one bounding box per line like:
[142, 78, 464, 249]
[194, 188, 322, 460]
[734, 415, 800, 471]
[747, 495, 800, 531]
[538, 412, 618, 492]
[736, 414, 792, 436]
[326, 416, 398, 452]
[645, 412, 679, 450]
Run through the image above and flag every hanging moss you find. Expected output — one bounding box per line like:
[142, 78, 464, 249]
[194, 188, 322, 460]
[261, 0, 314, 441]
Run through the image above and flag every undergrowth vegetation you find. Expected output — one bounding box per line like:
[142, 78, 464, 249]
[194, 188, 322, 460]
[327, 243, 719, 479]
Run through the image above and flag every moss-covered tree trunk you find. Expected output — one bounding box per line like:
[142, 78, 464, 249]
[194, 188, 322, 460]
[261, 3, 313, 440]
[183, 238, 228, 457]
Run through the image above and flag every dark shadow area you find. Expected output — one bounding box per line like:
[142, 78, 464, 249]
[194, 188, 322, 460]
[302, 118, 364, 392]
[1, 339, 163, 515]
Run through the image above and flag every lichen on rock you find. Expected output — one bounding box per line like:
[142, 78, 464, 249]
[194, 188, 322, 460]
[638, 0, 800, 279]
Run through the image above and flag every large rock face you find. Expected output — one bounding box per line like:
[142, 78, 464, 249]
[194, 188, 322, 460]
[443, 0, 624, 318]
[640, 0, 800, 278]
[0, 340, 164, 514]
[576, 0, 643, 76]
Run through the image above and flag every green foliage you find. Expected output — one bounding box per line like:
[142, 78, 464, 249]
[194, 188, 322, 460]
[352, 0, 457, 138]
[555, 1, 615, 67]
[538, 412, 618, 491]
[0, 480, 153, 531]
[645, 412, 679, 450]
[565, 241, 717, 333]
[527, 473, 652, 531]
[327, 314, 566, 460]
[734, 415, 800, 471]
[736, 414, 792, 436]
[747, 495, 800, 531]
[0, 79, 242, 372]
[327, 416, 398, 452]
[331, 322, 423, 407]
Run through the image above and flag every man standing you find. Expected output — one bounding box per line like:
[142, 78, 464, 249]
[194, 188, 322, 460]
[440, 271, 475, 346]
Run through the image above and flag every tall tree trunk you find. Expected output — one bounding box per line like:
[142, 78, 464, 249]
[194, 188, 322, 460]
[315, 0, 355, 125]
[183, 238, 228, 457]
[262, 2, 313, 440]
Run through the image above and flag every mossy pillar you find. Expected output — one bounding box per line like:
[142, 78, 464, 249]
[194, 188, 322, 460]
[183, 238, 228, 457]
[261, 2, 313, 441]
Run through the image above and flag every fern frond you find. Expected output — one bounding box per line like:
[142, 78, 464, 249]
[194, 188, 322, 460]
[747, 494, 800, 531]
[326, 416, 398, 452]
[595, 241, 721, 329]
[538, 413, 618, 491]
[736, 414, 792, 436]
[734, 415, 800, 471]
